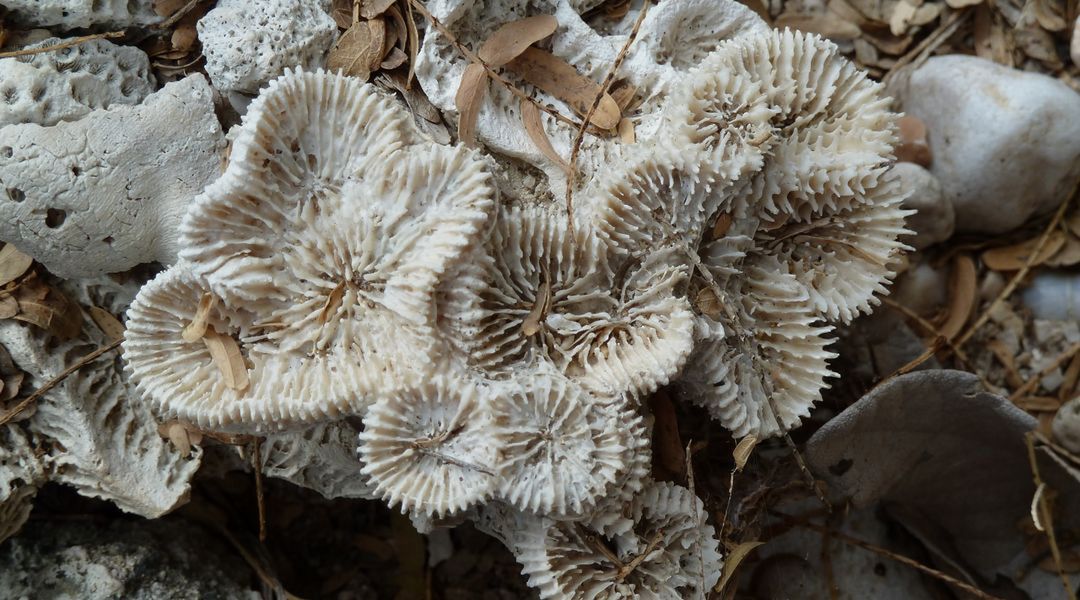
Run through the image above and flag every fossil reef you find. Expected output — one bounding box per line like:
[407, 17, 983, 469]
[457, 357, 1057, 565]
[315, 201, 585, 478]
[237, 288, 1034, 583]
[7, 0, 1075, 597]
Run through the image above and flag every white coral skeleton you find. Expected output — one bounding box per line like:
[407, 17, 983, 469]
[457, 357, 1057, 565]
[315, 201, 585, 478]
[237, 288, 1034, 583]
[62, 1, 910, 597]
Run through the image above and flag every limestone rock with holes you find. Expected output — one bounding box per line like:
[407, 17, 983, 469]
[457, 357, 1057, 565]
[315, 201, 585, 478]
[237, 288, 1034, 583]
[892, 55, 1080, 234]
[0, 0, 159, 30]
[0, 74, 225, 279]
[0, 37, 155, 128]
[197, 0, 338, 95]
[892, 162, 953, 249]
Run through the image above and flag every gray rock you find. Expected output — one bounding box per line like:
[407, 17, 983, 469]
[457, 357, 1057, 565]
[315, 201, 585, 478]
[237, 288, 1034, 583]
[0, 517, 260, 599]
[893, 162, 953, 249]
[893, 55, 1080, 234]
[1021, 270, 1080, 321]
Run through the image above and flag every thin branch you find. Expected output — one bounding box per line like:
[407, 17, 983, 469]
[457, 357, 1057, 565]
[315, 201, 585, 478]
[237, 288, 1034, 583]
[1010, 342, 1080, 402]
[880, 297, 988, 386]
[564, 0, 650, 230]
[407, 0, 584, 130]
[252, 437, 267, 542]
[775, 512, 1006, 600]
[0, 31, 126, 59]
[0, 337, 123, 426]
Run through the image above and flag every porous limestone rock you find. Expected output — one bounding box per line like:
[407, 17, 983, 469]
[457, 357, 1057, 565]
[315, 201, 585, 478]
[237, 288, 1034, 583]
[892, 162, 953, 249]
[892, 55, 1080, 234]
[0, 37, 155, 127]
[198, 0, 338, 95]
[0, 0, 159, 30]
[0, 74, 225, 279]
[0, 518, 259, 599]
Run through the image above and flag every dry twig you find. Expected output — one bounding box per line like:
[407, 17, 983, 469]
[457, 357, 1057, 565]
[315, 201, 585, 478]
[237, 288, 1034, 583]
[0, 31, 126, 59]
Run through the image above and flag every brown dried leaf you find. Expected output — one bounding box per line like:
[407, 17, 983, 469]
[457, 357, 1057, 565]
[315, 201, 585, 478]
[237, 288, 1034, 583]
[1047, 233, 1080, 267]
[714, 541, 764, 593]
[202, 328, 249, 391]
[381, 47, 407, 69]
[171, 22, 197, 52]
[712, 213, 734, 239]
[521, 97, 570, 173]
[404, 0, 418, 87]
[946, 0, 983, 8]
[478, 15, 559, 67]
[0, 295, 16, 319]
[88, 306, 124, 342]
[1017, 396, 1062, 412]
[507, 47, 621, 130]
[181, 292, 217, 343]
[1029, 0, 1068, 31]
[153, 0, 188, 17]
[13, 279, 82, 340]
[695, 288, 724, 320]
[896, 115, 932, 166]
[455, 63, 488, 147]
[0, 244, 33, 287]
[982, 231, 1067, 271]
[326, 18, 387, 80]
[617, 117, 635, 143]
[608, 80, 637, 111]
[649, 391, 685, 479]
[381, 71, 441, 123]
[911, 2, 943, 25]
[733, 435, 759, 471]
[974, 5, 995, 60]
[164, 421, 193, 458]
[888, 0, 918, 36]
[862, 29, 915, 55]
[776, 13, 861, 39]
[941, 254, 976, 340]
[331, 0, 355, 28]
[362, 0, 397, 18]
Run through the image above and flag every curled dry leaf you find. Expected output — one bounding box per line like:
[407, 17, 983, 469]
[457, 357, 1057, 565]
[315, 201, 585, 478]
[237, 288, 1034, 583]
[362, 0, 398, 19]
[171, 23, 198, 52]
[12, 278, 82, 340]
[181, 292, 216, 342]
[733, 435, 759, 471]
[326, 18, 388, 80]
[0, 244, 33, 288]
[982, 231, 1067, 271]
[331, 0, 354, 28]
[520, 97, 569, 173]
[202, 328, 249, 391]
[940, 253, 976, 340]
[0, 297, 16, 320]
[381, 47, 407, 69]
[1047, 234, 1080, 267]
[478, 15, 559, 67]
[506, 47, 620, 130]
[618, 117, 635, 143]
[88, 306, 125, 342]
[455, 63, 488, 147]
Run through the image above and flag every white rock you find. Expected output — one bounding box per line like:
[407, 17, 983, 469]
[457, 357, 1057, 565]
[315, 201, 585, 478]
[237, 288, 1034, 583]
[1053, 397, 1080, 454]
[893, 55, 1080, 234]
[0, 38, 155, 127]
[197, 0, 338, 95]
[0, 74, 225, 278]
[0, 0, 159, 30]
[1072, 17, 1080, 68]
[892, 260, 948, 317]
[892, 162, 953, 249]
[1021, 271, 1080, 321]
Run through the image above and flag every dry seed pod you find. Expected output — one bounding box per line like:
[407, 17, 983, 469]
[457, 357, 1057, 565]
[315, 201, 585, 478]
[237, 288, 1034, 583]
[515, 481, 722, 599]
[682, 255, 837, 438]
[439, 204, 695, 397]
[123, 264, 392, 432]
[358, 372, 504, 518]
[493, 371, 641, 519]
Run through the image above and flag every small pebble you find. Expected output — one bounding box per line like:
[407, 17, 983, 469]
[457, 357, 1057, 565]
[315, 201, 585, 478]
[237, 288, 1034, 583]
[893, 162, 953, 249]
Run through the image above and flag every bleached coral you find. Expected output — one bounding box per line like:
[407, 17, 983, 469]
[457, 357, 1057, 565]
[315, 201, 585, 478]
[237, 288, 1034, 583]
[0, 0, 159, 30]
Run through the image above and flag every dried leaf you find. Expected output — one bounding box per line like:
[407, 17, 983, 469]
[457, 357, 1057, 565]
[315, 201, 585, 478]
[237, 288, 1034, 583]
[941, 254, 976, 340]
[946, 0, 983, 8]
[162, 421, 193, 458]
[381, 47, 407, 69]
[153, 0, 189, 16]
[478, 15, 559, 67]
[361, 0, 397, 19]
[0, 244, 33, 288]
[974, 4, 995, 60]
[202, 328, 249, 391]
[0, 296, 17, 320]
[455, 63, 488, 147]
[331, 0, 355, 28]
[694, 288, 723, 320]
[911, 2, 943, 25]
[326, 18, 387, 80]
[171, 22, 198, 52]
[608, 80, 637, 111]
[1017, 396, 1062, 412]
[982, 231, 1067, 271]
[88, 306, 124, 342]
[404, 0, 418, 87]
[712, 213, 734, 239]
[380, 71, 442, 123]
[649, 391, 685, 479]
[617, 117, 635, 143]
[521, 97, 570, 173]
[1067, 212, 1080, 238]
[776, 13, 862, 39]
[888, 0, 918, 36]
[988, 337, 1024, 389]
[12, 279, 82, 340]
[733, 435, 759, 471]
[1047, 234, 1080, 267]
[181, 292, 217, 343]
[1028, 0, 1068, 31]
[507, 47, 621, 130]
[714, 541, 764, 593]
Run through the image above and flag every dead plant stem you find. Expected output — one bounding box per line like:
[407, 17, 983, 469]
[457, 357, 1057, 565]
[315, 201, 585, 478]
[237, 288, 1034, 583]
[0, 31, 126, 59]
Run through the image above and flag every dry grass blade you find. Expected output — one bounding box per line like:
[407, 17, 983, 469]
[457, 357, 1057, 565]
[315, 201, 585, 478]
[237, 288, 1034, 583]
[1025, 432, 1078, 600]
[714, 541, 764, 593]
[941, 254, 977, 340]
[0, 31, 126, 59]
[202, 328, 250, 391]
[521, 97, 570, 173]
[403, 0, 419, 88]
[0, 337, 122, 426]
[982, 231, 1067, 271]
[776, 513, 1007, 600]
[327, 18, 388, 80]
[455, 63, 489, 147]
[507, 47, 620, 130]
[88, 306, 125, 342]
[0, 244, 33, 287]
[957, 182, 1078, 349]
[181, 292, 217, 342]
[478, 15, 558, 67]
